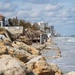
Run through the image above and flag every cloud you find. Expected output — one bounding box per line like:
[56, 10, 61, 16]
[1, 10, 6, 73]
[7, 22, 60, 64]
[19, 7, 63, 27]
[17, 10, 29, 19]
[0, 0, 75, 27]
[22, 0, 58, 4]
[44, 4, 62, 11]
[30, 11, 41, 17]
[0, 0, 75, 35]
[0, 2, 17, 12]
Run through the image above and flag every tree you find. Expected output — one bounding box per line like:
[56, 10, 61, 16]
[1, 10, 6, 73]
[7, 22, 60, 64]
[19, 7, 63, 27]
[12, 17, 18, 26]
[8, 17, 18, 26]
[8, 18, 13, 26]
[8, 17, 31, 29]
[32, 23, 40, 30]
[19, 20, 31, 29]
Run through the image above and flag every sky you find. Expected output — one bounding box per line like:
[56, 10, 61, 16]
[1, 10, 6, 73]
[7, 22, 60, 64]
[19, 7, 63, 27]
[0, 0, 75, 36]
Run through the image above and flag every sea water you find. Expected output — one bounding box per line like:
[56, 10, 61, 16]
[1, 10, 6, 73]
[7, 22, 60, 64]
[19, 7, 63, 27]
[43, 37, 75, 74]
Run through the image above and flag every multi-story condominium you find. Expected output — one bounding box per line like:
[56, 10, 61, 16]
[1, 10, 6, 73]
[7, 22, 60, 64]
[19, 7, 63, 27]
[38, 21, 50, 33]
[38, 21, 55, 36]
[50, 26, 54, 36]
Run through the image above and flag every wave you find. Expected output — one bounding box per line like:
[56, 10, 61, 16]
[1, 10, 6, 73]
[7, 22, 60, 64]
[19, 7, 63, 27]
[67, 38, 75, 42]
[55, 37, 75, 42]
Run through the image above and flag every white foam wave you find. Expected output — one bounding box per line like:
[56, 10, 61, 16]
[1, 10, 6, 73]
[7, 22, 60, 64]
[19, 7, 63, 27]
[67, 38, 75, 42]
[55, 37, 75, 42]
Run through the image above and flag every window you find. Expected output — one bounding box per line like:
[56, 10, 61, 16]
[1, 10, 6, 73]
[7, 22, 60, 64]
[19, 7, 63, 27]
[0, 22, 1, 26]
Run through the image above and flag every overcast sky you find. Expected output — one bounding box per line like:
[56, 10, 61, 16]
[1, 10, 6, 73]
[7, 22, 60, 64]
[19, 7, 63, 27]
[0, 0, 75, 36]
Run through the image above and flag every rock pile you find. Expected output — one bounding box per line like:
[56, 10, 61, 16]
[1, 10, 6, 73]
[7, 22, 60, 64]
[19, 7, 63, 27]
[0, 28, 63, 75]
[26, 56, 62, 75]
[0, 39, 63, 75]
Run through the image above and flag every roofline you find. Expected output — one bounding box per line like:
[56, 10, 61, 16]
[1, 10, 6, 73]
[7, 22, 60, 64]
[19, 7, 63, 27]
[0, 15, 5, 17]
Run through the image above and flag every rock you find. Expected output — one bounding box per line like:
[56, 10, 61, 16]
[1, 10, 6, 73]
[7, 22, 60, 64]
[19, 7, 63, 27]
[26, 56, 62, 75]
[0, 34, 6, 39]
[0, 28, 12, 42]
[0, 41, 7, 55]
[49, 63, 59, 72]
[6, 46, 29, 63]
[36, 45, 46, 51]
[0, 45, 7, 55]
[67, 71, 75, 75]
[0, 28, 6, 34]
[6, 45, 39, 63]
[0, 40, 39, 63]
[0, 55, 27, 75]
[49, 63, 62, 75]
[16, 36, 32, 45]
[29, 46, 40, 55]
[12, 41, 40, 55]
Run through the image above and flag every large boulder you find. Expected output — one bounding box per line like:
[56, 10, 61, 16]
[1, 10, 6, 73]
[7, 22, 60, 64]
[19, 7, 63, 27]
[0, 41, 7, 55]
[16, 36, 32, 45]
[0, 28, 12, 42]
[67, 71, 75, 75]
[26, 56, 62, 75]
[12, 41, 40, 55]
[6, 45, 39, 63]
[0, 40, 39, 63]
[0, 40, 29, 63]
[0, 55, 27, 75]
[6, 46, 29, 63]
[49, 63, 62, 75]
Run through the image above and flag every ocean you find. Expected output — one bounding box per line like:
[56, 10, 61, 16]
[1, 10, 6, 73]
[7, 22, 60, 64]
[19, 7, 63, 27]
[42, 37, 75, 75]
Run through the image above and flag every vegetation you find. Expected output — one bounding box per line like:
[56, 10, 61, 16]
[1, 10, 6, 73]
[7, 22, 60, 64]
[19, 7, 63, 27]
[8, 17, 18, 26]
[8, 17, 39, 30]
[31, 23, 40, 30]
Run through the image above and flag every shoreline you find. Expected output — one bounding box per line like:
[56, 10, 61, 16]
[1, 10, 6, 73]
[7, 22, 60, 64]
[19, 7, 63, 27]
[0, 37, 63, 75]
[0, 33, 73, 75]
[0, 28, 63, 75]
[32, 38, 61, 59]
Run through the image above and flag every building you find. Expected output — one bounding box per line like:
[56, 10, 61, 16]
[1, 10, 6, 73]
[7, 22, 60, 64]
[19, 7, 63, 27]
[50, 26, 55, 36]
[4, 26, 23, 34]
[38, 21, 50, 34]
[0, 15, 5, 27]
[38, 21, 55, 36]
[40, 33, 47, 44]
[0, 14, 23, 35]
[39, 21, 48, 32]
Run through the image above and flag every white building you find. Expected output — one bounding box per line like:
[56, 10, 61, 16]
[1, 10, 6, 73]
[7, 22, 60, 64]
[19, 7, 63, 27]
[38, 21, 48, 31]
[0, 15, 5, 27]
[38, 21, 50, 34]
[38, 21, 55, 36]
